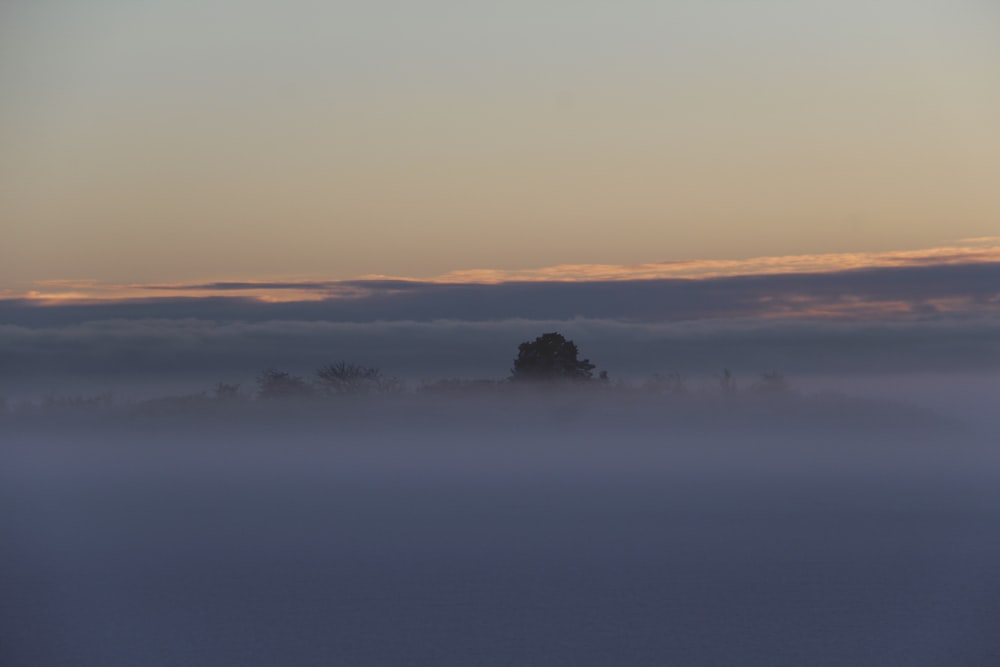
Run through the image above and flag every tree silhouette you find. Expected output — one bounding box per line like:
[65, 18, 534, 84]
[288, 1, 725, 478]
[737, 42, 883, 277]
[256, 369, 315, 399]
[315, 362, 399, 395]
[511, 332, 596, 382]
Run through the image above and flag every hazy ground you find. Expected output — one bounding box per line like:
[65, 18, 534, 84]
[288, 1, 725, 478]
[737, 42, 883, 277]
[2, 390, 999, 666]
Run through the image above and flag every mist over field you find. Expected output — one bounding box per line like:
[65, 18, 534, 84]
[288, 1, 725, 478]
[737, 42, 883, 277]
[2, 268, 999, 667]
[3, 372, 1000, 666]
[2, 299, 1000, 666]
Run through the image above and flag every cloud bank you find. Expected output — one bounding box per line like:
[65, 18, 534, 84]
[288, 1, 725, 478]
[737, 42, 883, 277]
[2, 257, 998, 395]
[4, 262, 999, 326]
[9, 238, 1000, 303]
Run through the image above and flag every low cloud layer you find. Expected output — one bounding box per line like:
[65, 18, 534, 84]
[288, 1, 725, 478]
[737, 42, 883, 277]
[4, 262, 1000, 327]
[2, 261, 998, 396]
[12, 239, 1000, 303]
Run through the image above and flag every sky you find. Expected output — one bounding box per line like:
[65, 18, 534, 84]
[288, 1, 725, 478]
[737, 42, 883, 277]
[1, 1, 999, 399]
[3, 0, 1000, 290]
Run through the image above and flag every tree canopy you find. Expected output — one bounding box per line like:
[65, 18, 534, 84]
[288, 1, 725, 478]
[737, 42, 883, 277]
[510, 332, 596, 382]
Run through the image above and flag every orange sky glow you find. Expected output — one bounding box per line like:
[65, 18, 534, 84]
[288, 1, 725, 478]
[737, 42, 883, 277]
[8, 238, 999, 306]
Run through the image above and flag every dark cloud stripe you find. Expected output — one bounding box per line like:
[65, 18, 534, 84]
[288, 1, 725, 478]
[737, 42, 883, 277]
[2, 262, 998, 327]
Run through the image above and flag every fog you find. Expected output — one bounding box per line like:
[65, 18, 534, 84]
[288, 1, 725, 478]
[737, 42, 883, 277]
[3, 386, 999, 666]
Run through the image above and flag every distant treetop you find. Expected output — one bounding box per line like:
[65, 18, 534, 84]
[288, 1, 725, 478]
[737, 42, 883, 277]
[510, 332, 596, 382]
[255, 369, 315, 399]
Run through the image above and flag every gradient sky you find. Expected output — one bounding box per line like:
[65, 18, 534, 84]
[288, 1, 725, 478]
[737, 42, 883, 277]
[3, 0, 999, 291]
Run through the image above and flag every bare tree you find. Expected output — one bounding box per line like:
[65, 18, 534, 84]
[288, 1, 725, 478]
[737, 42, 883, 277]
[256, 369, 315, 399]
[315, 362, 399, 395]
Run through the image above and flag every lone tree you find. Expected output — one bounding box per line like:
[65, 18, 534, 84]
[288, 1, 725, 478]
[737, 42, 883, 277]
[511, 332, 596, 382]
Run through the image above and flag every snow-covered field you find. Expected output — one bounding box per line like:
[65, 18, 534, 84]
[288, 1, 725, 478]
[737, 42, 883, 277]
[3, 395, 999, 666]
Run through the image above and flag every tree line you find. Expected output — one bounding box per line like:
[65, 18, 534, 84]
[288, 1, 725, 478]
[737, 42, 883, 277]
[253, 331, 788, 399]
[0, 332, 791, 416]
[255, 332, 601, 398]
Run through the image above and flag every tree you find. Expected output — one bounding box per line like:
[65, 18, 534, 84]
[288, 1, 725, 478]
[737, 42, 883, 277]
[256, 369, 315, 399]
[315, 362, 399, 395]
[510, 332, 596, 382]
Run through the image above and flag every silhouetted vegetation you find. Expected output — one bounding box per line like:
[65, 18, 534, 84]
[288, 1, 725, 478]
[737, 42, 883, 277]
[256, 369, 316, 399]
[315, 362, 400, 396]
[511, 332, 596, 382]
[0, 332, 967, 438]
